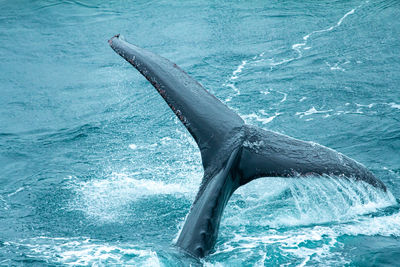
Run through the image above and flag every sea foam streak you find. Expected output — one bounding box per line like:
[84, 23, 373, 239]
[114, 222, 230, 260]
[224, 60, 247, 101]
[271, 7, 359, 66]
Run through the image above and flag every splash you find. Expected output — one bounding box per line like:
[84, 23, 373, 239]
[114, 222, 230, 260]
[68, 172, 196, 223]
[227, 176, 396, 228]
[285, 176, 396, 225]
[208, 176, 397, 266]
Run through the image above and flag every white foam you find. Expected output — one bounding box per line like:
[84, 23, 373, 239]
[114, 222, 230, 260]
[231, 60, 247, 79]
[225, 175, 396, 228]
[355, 103, 375, 108]
[389, 102, 400, 110]
[271, 7, 358, 66]
[277, 91, 287, 103]
[343, 102, 400, 112]
[260, 89, 271, 95]
[287, 177, 395, 225]
[160, 136, 172, 142]
[0, 195, 9, 210]
[340, 212, 400, 236]
[129, 144, 137, 150]
[68, 172, 195, 222]
[223, 60, 249, 101]
[213, 226, 346, 266]
[295, 107, 333, 118]
[294, 9, 355, 52]
[212, 176, 397, 265]
[334, 109, 362, 116]
[259, 89, 288, 105]
[6, 237, 161, 266]
[234, 178, 289, 202]
[327, 62, 345, 71]
[326, 60, 351, 71]
[7, 187, 25, 197]
[242, 112, 279, 124]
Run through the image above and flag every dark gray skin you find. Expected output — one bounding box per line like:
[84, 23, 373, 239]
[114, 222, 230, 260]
[108, 35, 386, 258]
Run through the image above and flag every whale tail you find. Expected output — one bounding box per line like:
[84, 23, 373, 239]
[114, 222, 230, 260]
[109, 35, 386, 258]
[109, 34, 244, 174]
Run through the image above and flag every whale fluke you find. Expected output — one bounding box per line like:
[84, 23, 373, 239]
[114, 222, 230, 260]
[109, 35, 386, 258]
[109, 35, 244, 174]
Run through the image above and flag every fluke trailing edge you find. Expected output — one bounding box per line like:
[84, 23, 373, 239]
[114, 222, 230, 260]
[108, 35, 386, 258]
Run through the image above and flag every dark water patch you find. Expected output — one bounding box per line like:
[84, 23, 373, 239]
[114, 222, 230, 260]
[35, 123, 101, 145]
[341, 235, 400, 267]
[0, 132, 18, 138]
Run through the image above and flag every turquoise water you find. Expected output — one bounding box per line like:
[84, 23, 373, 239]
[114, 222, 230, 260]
[1, 0, 400, 265]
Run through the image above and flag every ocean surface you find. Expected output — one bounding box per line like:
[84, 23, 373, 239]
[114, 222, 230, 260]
[1, 0, 399, 266]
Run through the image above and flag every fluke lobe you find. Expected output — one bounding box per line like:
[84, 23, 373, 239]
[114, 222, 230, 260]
[108, 35, 386, 258]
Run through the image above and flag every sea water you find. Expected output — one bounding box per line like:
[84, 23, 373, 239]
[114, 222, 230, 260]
[0, 0, 399, 265]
